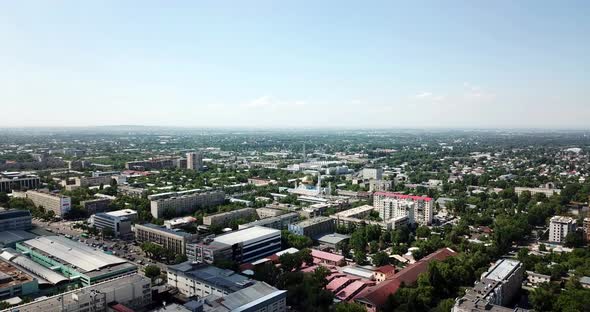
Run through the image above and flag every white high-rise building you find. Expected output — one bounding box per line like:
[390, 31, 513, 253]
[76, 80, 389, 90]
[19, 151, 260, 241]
[549, 216, 577, 243]
[186, 151, 203, 170]
[373, 192, 433, 226]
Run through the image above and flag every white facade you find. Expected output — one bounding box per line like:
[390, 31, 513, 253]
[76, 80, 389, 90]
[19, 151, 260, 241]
[186, 152, 203, 170]
[549, 216, 577, 243]
[373, 192, 433, 226]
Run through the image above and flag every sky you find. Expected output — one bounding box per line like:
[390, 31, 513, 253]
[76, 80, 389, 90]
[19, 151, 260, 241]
[1, 1, 589, 129]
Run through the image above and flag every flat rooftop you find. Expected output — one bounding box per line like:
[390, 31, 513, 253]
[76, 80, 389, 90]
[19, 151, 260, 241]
[20, 236, 128, 273]
[293, 216, 333, 227]
[214, 226, 280, 246]
[484, 259, 521, 282]
[169, 262, 251, 293]
[105, 209, 137, 217]
[0, 260, 34, 289]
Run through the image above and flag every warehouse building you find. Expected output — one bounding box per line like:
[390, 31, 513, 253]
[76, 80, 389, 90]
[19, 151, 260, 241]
[0, 259, 38, 299]
[15, 236, 137, 286]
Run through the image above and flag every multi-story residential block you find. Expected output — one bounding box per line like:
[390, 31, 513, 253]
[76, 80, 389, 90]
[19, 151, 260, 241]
[238, 212, 299, 230]
[203, 208, 256, 227]
[0, 210, 32, 231]
[21, 190, 72, 217]
[0, 172, 40, 193]
[373, 192, 433, 226]
[584, 217, 590, 242]
[90, 209, 137, 238]
[256, 207, 287, 219]
[10, 274, 151, 312]
[134, 223, 198, 255]
[80, 198, 112, 215]
[369, 179, 393, 192]
[549, 216, 577, 243]
[186, 152, 203, 170]
[167, 262, 252, 298]
[331, 205, 408, 231]
[187, 226, 281, 264]
[288, 216, 335, 238]
[125, 156, 184, 170]
[362, 168, 383, 180]
[118, 185, 148, 197]
[453, 259, 525, 312]
[515, 183, 561, 197]
[150, 190, 225, 219]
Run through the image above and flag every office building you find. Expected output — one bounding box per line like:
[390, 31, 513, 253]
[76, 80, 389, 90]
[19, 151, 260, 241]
[21, 190, 71, 218]
[10, 274, 152, 312]
[0, 210, 32, 231]
[453, 259, 525, 312]
[167, 262, 252, 298]
[373, 192, 433, 226]
[187, 226, 281, 264]
[150, 190, 225, 219]
[362, 168, 383, 180]
[89, 209, 137, 238]
[186, 152, 203, 170]
[165, 216, 198, 229]
[0, 172, 40, 193]
[203, 208, 256, 227]
[238, 212, 299, 230]
[0, 260, 38, 299]
[288, 216, 335, 238]
[80, 198, 112, 215]
[134, 223, 198, 255]
[549, 216, 577, 243]
[15, 236, 137, 286]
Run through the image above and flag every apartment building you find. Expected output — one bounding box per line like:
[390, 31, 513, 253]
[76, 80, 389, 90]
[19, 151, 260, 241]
[150, 190, 225, 219]
[0, 210, 32, 231]
[21, 190, 71, 217]
[238, 212, 299, 230]
[549, 216, 577, 243]
[362, 168, 383, 180]
[134, 223, 198, 255]
[288, 216, 335, 238]
[373, 192, 433, 226]
[186, 152, 203, 170]
[80, 198, 112, 215]
[203, 208, 256, 227]
[125, 156, 184, 170]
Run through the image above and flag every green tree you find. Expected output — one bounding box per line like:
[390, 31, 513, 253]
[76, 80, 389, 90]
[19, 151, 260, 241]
[372, 251, 390, 267]
[143, 265, 161, 282]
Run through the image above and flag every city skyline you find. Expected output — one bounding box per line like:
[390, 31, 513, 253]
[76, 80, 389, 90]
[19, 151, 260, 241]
[1, 1, 589, 128]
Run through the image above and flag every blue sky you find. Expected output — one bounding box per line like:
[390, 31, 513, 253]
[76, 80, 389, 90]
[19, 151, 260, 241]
[1, 1, 589, 128]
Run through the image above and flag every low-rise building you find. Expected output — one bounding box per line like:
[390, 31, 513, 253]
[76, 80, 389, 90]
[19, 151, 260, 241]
[134, 223, 198, 255]
[310, 249, 345, 266]
[316, 233, 350, 251]
[8, 274, 151, 312]
[288, 216, 335, 238]
[0, 210, 32, 231]
[167, 262, 252, 298]
[203, 208, 257, 227]
[526, 271, 550, 287]
[0, 260, 38, 299]
[90, 209, 137, 238]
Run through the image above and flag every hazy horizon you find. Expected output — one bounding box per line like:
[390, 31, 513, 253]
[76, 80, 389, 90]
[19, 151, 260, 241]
[1, 1, 589, 128]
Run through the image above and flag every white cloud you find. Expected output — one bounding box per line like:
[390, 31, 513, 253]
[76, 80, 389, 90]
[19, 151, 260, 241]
[415, 92, 432, 99]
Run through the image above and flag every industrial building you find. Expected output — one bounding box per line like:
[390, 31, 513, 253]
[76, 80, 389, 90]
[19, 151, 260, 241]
[89, 209, 137, 238]
[15, 236, 137, 286]
[0, 172, 40, 193]
[8, 274, 152, 312]
[187, 226, 281, 264]
[167, 262, 252, 298]
[0, 210, 32, 231]
[0, 260, 38, 299]
[203, 208, 257, 227]
[150, 190, 225, 219]
[373, 192, 433, 226]
[288, 216, 335, 238]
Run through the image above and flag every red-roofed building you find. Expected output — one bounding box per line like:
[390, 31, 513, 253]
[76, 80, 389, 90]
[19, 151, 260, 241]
[336, 280, 375, 301]
[109, 303, 135, 312]
[373, 265, 396, 282]
[373, 192, 434, 226]
[311, 249, 346, 266]
[354, 248, 457, 311]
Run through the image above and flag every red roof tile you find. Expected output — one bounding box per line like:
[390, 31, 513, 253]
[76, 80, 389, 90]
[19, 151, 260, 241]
[311, 249, 345, 263]
[375, 264, 395, 274]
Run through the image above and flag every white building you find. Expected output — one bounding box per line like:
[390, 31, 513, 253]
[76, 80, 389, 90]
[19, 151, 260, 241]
[549, 216, 577, 243]
[18, 190, 71, 218]
[373, 192, 433, 226]
[362, 168, 383, 180]
[89, 209, 137, 237]
[186, 152, 203, 170]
